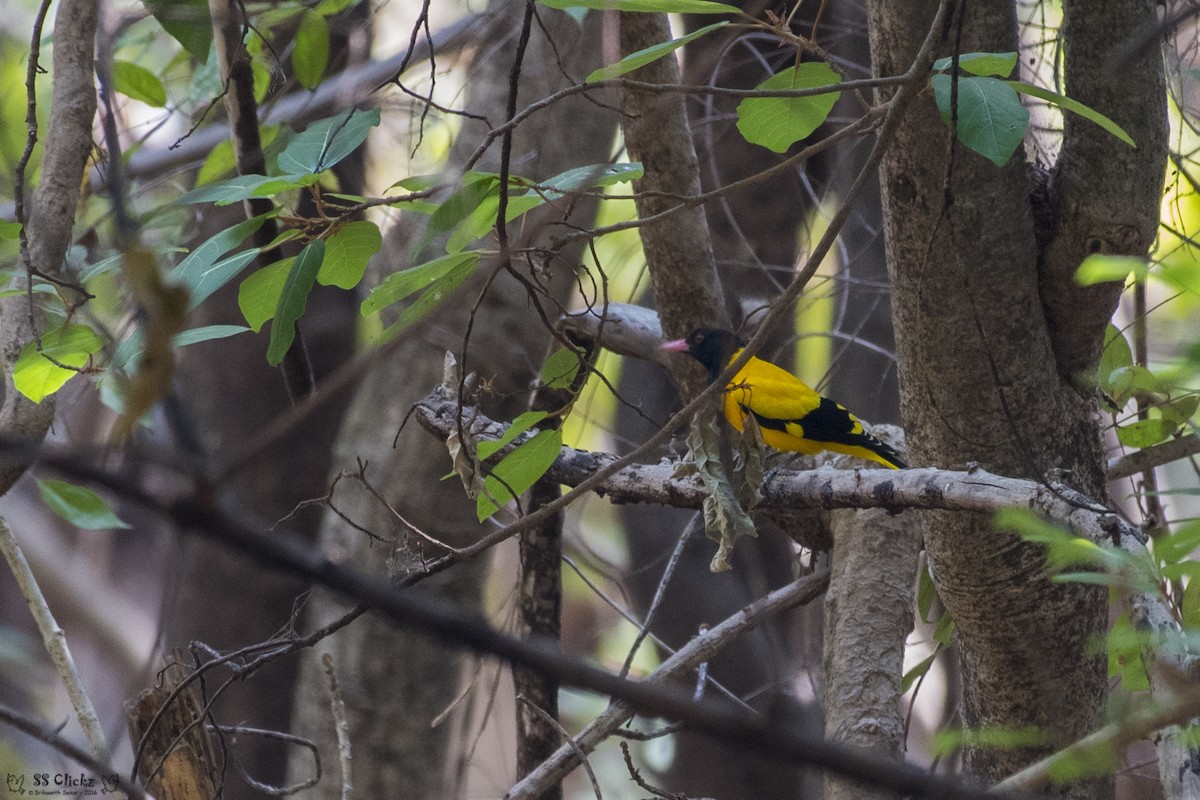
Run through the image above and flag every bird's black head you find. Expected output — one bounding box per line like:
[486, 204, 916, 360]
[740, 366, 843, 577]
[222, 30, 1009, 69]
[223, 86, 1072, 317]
[660, 327, 743, 384]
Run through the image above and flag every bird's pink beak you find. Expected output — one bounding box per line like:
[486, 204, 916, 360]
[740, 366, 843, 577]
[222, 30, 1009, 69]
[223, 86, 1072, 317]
[660, 339, 689, 353]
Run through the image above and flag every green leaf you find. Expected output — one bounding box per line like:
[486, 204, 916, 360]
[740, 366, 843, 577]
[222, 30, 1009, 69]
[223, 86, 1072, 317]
[173, 324, 250, 347]
[0, 221, 22, 240]
[361, 252, 480, 316]
[1152, 521, 1200, 566]
[1007, 80, 1135, 147]
[13, 324, 105, 403]
[932, 52, 1018, 78]
[917, 562, 937, 623]
[277, 108, 381, 175]
[477, 429, 563, 520]
[539, 0, 738, 11]
[267, 241, 325, 365]
[144, 0, 212, 62]
[318, 221, 382, 289]
[293, 11, 330, 89]
[238, 258, 293, 332]
[112, 60, 168, 107]
[315, 0, 360, 14]
[1161, 395, 1199, 427]
[1108, 614, 1151, 690]
[178, 173, 319, 205]
[1109, 365, 1164, 405]
[168, 213, 271, 305]
[477, 411, 550, 460]
[932, 75, 1028, 167]
[196, 126, 280, 186]
[736, 63, 841, 154]
[540, 347, 582, 390]
[1160, 259, 1200, 297]
[1097, 324, 1134, 394]
[1184, 578, 1200, 630]
[931, 611, 956, 646]
[1075, 254, 1148, 286]
[36, 479, 130, 530]
[251, 59, 272, 104]
[419, 173, 500, 255]
[901, 652, 938, 693]
[1116, 418, 1174, 449]
[443, 164, 643, 253]
[932, 726, 1048, 760]
[587, 22, 727, 82]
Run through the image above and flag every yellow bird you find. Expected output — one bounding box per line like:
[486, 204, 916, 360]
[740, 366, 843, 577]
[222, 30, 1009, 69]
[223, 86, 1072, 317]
[661, 327, 907, 469]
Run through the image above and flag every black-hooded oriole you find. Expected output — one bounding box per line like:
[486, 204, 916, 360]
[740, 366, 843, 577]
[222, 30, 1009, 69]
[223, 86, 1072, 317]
[661, 327, 907, 469]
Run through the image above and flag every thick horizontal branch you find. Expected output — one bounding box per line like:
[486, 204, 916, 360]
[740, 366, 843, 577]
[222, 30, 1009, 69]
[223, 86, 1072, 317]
[413, 386, 1138, 546]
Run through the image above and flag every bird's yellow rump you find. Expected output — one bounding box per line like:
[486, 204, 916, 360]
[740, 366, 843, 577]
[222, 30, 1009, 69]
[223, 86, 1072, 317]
[661, 327, 907, 470]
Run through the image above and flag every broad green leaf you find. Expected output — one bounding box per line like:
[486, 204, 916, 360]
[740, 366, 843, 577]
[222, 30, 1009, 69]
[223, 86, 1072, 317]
[1109, 365, 1164, 405]
[477, 411, 550, 460]
[1161, 395, 1199, 427]
[932, 75, 1028, 166]
[420, 173, 500, 255]
[1075, 254, 1148, 286]
[1108, 614, 1151, 690]
[238, 258, 293, 332]
[379, 268, 476, 339]
[315, 0, 360, 14]
[267, 241, 325, 365]
[587, 22, 727, 82]
[277, 107, 381, 174]
[361, 252, 480, 316]
[932, 726, 1048, 760]
[0, 284, 58, 300]
[144, 0, 212, 61]
[539, 0, 738, 11]
[1184, 578, 1200, 630]
[736, 63, 841, 153]
[196, 126, 281, 186]
[477, 429, 563, 520]
[1097, 324, 1133, 394]
[13, 324, 105, 403]
[293, 11, 330, 89]
[1007, 80, 1135, 147]
[931, 612, 955, 646]
[445, 164, 643, 253]
[540, 346, 582, 390]
[318, 221, 382, 289]
[188, 250, 261, 310]
[251, 59, 272, 104]
[36, 479, 130, 530]
[1116, 418, 1174, 449]
[1160, 259, 1200, 297]
[917, 562, 937, 623]
[112, 60, 167, 107]
[0, 221, 21, 240]
[536, 161, 644, 195]
[168, 213, 271, 302]
[1152, 520, 1200, 566]
[178, 173, 319, 205]
[932, 52, 1018, 78]
[901, 652, 938, 694]
[174, 324, 250, 346]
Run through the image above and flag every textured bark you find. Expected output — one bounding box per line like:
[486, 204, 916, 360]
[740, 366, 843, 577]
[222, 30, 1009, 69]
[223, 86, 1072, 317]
[822, 506, 921, 800]
[869, 0, 1165, 795]
[165, 7, 366, 795]
[0, 0, 97, 492]
[615, 11, 811, 797]
[286, 5, 614, 798]
[1038, 0, 1168, 381]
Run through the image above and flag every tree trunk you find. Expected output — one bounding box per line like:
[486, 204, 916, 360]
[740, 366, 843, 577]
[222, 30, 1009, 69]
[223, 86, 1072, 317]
[286, 4, 614, 797]
[868, 0, 1165, 795]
